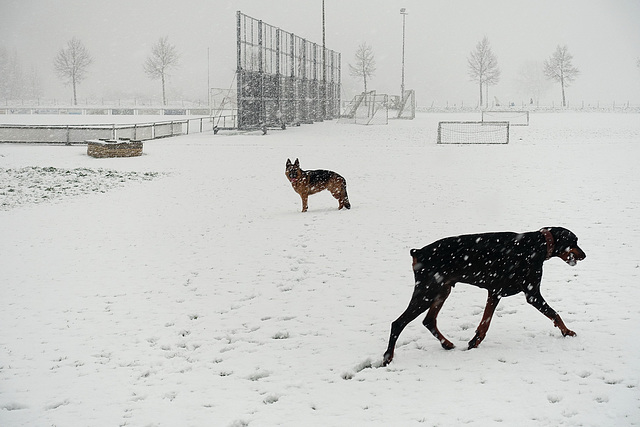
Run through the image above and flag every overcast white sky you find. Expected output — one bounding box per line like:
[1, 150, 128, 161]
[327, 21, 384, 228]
[1, 0, 639, 106]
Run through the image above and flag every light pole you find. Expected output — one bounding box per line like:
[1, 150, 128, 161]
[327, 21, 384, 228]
[322, 0, 326, 119]
[400, 8, 407, 101]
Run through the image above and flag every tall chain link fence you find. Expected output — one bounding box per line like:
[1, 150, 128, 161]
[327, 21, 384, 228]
[236, 11, 341, 130]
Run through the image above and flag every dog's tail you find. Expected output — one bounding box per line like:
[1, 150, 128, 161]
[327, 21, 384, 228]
[410, 249, 421, 270]
[342, 180, 351, 209]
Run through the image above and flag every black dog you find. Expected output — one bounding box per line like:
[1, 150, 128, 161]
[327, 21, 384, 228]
[383, 227, 586, 366]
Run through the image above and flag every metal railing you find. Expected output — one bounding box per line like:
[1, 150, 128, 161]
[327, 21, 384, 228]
[0, 117, 216, 144]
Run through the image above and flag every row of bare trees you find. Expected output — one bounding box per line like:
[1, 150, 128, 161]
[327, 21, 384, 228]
[467, 37, 580, 108]
[468, 38, 581, 108]
[7, 36, 634, 108]
[467, 36, 580, 107]
[0, 46, 43, 100]
[52, 36, 180, 106]
[348, 38, 582, 108]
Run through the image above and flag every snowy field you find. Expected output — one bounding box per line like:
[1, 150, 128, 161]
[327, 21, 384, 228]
[1, 111, 639, 426]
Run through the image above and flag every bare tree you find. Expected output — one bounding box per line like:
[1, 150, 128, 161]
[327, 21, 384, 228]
[516, 61, 551, 105]
[54, 37, 92, 105]
[543, 45, 580, 107]
[467, 36, 500, 108]
[144, 36, 180, 106]
[348, 42, 376, 94]
[25, 65, 43, 100]
[0, 46, 20, 99]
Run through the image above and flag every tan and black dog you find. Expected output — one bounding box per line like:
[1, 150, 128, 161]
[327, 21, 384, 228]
[383, 227, 586, 366]
[285, 158, 350, 212]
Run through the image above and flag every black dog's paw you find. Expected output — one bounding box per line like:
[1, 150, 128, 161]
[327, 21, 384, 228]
[468, 337, 482, 350]
[440, 339, 455, 350]
[382, 352, 393, 366]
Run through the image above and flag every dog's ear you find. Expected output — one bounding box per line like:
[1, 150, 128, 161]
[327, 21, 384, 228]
[286, 158, 291, 166]
[294, 158, 299, 167]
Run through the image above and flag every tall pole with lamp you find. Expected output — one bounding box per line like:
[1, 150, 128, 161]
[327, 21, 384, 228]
[322, 0, 326, 119]
[400, 8, 407, 103]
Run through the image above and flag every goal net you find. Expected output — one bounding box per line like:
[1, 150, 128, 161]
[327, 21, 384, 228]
[339, 92, 388, 125]
[210, 87, 237, 130]
[437, 121, 510, 144]
[481, 110, 529, 126]
[394, 89, 416, 119]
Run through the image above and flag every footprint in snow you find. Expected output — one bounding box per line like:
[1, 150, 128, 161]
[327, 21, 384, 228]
[547, 394, 562, 404]
[341, 358, 384, 380]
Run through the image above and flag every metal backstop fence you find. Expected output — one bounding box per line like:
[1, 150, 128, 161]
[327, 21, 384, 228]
[236, 11, 341, 130]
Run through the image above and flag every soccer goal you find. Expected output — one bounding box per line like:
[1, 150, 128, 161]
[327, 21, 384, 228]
[210, 87, 237, 130]
[339, 91, 388, 125]
[437, 121, 510, 144]
[481, 110, 529, 126]
[396, 89, 416, 119]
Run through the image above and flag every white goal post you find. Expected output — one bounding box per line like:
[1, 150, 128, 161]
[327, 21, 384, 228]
[437, 121, 510, 144]
[339, 92, 389, 125]
[481, 110, 529, 126]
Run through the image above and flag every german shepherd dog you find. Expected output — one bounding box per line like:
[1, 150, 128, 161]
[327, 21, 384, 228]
[285, 158, 351, 212]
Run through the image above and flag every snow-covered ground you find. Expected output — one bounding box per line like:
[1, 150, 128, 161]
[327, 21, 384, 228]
[1, 111, 639, 426]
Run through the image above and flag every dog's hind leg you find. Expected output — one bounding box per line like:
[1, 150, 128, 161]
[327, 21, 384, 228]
[383, 291, 432, 366]
[468, 292, 501, 349]
[330, 178, 350, 210]
[423, 284, 455, 349]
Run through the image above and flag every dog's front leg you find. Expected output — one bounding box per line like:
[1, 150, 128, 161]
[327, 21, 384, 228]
[383, 290, 432, 366]
[300, 194, 308, 212]
[525, 291, 576, 337]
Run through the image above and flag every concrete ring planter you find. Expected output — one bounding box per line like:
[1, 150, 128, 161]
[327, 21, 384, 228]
[87, 139, 143, 158]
